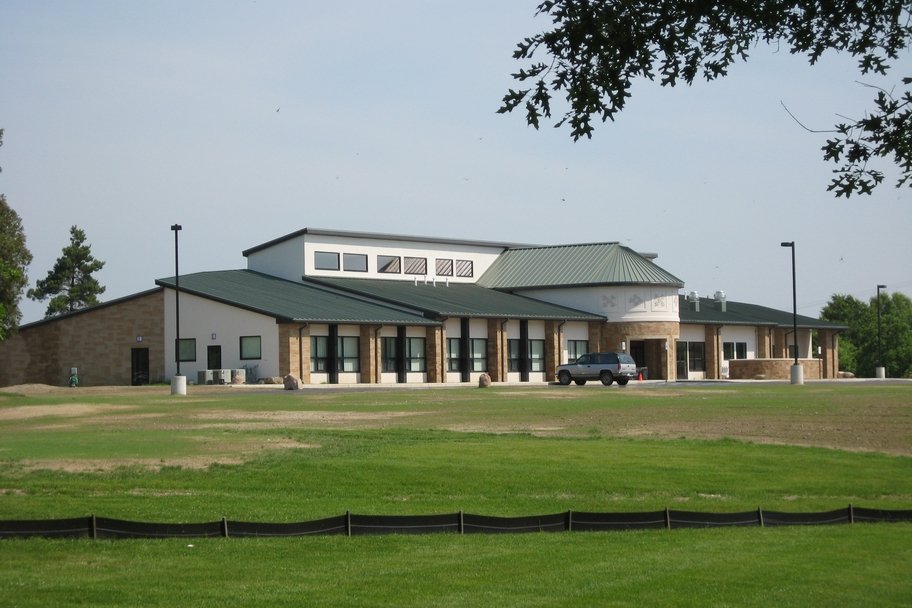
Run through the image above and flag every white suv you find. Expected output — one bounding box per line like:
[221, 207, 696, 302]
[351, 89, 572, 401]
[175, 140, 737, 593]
[555, 352, 637, 386]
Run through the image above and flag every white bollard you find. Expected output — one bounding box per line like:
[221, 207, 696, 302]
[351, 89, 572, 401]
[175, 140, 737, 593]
[170, 374, 187, 395]
[790, 364, 804, 385]
[875, 366, 886, 379]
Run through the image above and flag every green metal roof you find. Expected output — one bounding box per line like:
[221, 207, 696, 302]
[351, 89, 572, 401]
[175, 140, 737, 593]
[242, 227, 529, 257]
[477, 243, 685, 290]
[155, 270, 439, 325]
[305, 277, 604, 321]
[678, 296, 846, 330]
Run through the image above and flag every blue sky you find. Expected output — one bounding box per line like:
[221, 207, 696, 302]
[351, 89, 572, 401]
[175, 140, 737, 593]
[2, 1, 910, 325]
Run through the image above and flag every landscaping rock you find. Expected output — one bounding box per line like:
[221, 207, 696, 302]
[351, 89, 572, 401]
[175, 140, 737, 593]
[283, 374, 302, 390]
[478, 373, 491, 388]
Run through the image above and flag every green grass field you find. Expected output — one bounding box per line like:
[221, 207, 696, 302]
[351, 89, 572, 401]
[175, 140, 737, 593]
[1, 382, 910, 606]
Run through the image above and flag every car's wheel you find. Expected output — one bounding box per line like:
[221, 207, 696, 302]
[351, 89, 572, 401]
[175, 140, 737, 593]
[600, 371, 614, 386]
[558, 371, 572, 385]
[574, 379, 587, 386]
[616, 377, 629, 386]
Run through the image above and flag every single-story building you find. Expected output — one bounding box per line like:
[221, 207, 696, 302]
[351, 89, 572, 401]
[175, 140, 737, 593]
[0, 227, 845, 386]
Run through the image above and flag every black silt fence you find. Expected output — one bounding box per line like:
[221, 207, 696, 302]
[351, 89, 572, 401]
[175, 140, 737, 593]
[852, 506, 912, 524]
[569, 510, 668, 532]
[227, 515, 348, 537]
[0, 517, 90, 539]
[760, 508, 853, 527]
[669, 509, 763, 529]
[462, 512, 569, 534]
[349, 512, 461, 535]
[94, 517, 226, 539]
[1, 506, 910, 540]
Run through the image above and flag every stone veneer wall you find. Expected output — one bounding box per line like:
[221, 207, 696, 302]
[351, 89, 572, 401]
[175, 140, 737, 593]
[602, 320, 680, 381]
[487, 318, 505, 382]
[728, 358, 822, 380]
[0, 291, 165, 387]
[544, 320, 561, 381]
[426, 325, 444, 383]
[817, 329, 840, 379]
[359, 325, 377, 383]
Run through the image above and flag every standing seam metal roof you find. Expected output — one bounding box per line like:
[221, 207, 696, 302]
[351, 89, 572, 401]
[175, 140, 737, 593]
[154, 270, 439, 325]
[678, 296, 846, 329]
[477, 243, 685, 289]
[304, 277, 604, 320]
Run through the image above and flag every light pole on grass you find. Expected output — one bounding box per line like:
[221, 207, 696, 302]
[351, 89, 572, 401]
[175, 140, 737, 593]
[876, 284, 887, 378]
[780, 241, 803, 385]
[171, 224, 186, 395]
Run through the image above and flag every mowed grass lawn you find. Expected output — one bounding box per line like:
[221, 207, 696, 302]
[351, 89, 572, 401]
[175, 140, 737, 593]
[1, 382, 910, 606]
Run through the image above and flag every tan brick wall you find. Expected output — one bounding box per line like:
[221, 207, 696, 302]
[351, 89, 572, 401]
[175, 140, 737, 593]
[729, 358, 822, 380]
[818, 329, 840, 379]
[486, 319, 505, 382]
[756, 327, 772, 359]
[544, 320, 561, 381]
[278, 323, 312, 381]
[772, 328, 787, 358]
[426, 325, 444, 383]
[588, 321, 604, 352]
[0, 291, 165, 387]
[704, 325, 722, 380]
[299, 325, 312, 384]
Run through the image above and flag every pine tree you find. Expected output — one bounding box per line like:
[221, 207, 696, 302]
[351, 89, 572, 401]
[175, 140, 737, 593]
[28, 225, 106, 317]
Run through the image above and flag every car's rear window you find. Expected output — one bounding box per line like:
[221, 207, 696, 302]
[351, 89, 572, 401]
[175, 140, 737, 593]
[619, 354, 636, 365]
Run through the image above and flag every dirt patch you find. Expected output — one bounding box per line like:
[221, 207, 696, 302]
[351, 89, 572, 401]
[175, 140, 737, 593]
[189, 410, 427, 428]
[0, 404, 138, 421]
[18, 436, 319, 473]
[18, 456, 247, 473]
[605, 406, 912, 456]
[1, 384, 65, 395]
[442, 423, 567, 436]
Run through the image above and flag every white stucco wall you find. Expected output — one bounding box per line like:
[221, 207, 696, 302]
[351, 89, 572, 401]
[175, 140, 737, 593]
[245, 235, 306, 282]
[164, 290, 279, 381]
[516, 286, 680, 322]
[301, 233, 505, 283]
[678, 325, 705, 342]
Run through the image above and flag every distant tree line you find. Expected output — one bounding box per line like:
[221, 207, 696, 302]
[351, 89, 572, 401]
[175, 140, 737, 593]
[821, 292, 912, 378]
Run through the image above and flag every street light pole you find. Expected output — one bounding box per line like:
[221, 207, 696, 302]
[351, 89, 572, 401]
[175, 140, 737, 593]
[876, 284, 887, 378]
[170, 224, 186, 395]
[780, 241, 803, 385]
